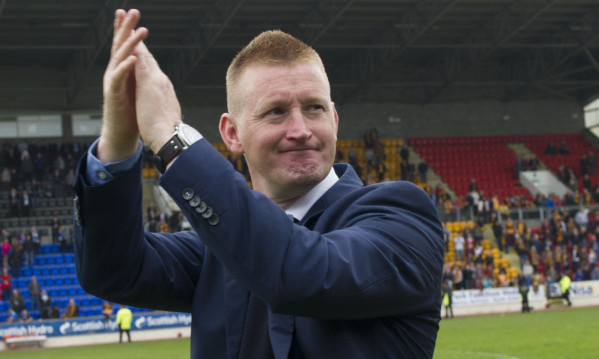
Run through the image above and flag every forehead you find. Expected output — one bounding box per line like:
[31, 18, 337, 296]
[237, 63, 330, 102]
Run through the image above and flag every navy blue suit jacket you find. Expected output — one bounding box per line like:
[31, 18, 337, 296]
[73, 139, 444, 358]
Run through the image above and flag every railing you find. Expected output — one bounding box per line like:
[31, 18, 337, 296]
[438, 203, 595, 225]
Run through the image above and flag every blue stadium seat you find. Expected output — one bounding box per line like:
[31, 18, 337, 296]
[59, 265, 69, 275]
[64, 254, 74, 263]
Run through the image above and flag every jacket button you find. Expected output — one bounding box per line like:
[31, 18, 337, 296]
[189, 196, 201, 207]
[207, 214, 219, 226]
[182, 188, 194, 200]
[195, 201, 207, 214]
[201, 207, 213, 218]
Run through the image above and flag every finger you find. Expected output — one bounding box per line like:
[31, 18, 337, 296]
[134, 39, 160, 73]
[111, 9, 141, 57]
[110, 27, 148, 71]
[108, 55, 138, 94]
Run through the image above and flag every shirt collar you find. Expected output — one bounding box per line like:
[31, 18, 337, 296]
[285, 167, 339, 221]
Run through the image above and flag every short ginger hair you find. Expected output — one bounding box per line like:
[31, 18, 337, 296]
[226, 30, 328, 115]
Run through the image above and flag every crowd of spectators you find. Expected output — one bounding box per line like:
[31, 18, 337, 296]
[0, 139, 87, 323]
[3, 134, 599, 322]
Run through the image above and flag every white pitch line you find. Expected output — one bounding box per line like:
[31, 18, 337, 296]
[438, 350, 524, 359]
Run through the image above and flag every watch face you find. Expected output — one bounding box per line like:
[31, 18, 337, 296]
[180, 125, 203, 146]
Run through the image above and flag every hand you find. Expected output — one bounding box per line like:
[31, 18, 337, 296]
[133, 40, 182, 153]
[98, 9, 148, 163]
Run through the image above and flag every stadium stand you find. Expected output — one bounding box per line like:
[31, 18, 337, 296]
[2, 132, 599, 321]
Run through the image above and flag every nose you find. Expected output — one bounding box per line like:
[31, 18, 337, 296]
[286, 108, 312, 141]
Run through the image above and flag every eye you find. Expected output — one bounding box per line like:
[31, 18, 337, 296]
[307, 104, 325, 111]
[266, 108, 285, 116]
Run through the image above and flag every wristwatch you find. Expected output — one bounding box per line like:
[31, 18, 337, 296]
[152, 121, 203, 174]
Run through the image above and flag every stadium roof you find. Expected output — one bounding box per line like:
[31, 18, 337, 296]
[1, 0, 599, 112]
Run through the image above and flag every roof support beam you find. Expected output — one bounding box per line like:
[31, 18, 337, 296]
[333, 0, 459, 104]
[166, 0, 245, 88]
[421, 0, 558, 104]
[64, 0, 129, 109]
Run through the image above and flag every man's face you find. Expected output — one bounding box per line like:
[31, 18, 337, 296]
[226, 63, 338, 203]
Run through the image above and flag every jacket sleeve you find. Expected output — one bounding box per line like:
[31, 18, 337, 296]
[73, 150, 204, 313]
[161, 140, 444, 319]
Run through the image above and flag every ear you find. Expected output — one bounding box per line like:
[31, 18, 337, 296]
[332, 102, 339, 141]
[219, 113, 244, 155]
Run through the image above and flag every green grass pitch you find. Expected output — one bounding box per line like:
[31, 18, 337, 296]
[1, 307, 597, 358]
[435, 306, 599, 359]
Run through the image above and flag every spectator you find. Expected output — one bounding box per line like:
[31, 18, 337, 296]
[28, 276, 41, 311]
[558, 140, 569, 155]
[454, 232, 465, 262]
[50, 304, 60, 319]
[452, 264, 464, 290]
[5, 308, 18, 324]
[19, 309, 33, 323]
[30, 226, 41, 253]
[50, 217, 60, 243]
[1, 267, 11, 301]
[21, 190, 31, 217]
[9, 289, 25, 314]
[545, 141, 557, 155]
[102, 301, 113, 324]
[8, 188, 19, 217]
[8, 241, 23, 278]
[57, 226, 67, 253]
[462, 262, 474, 290]
[22, 234, 35, 267]
[40, 289, 52, 319]
[418, 161, 429, 183]
[0, 167, 10, 189]
[588, 151, 597, 174]
[62, 298, 80, 319]
[1, 237, 11, 269]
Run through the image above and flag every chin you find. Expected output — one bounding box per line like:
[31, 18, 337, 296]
[284, 164, 326, 185]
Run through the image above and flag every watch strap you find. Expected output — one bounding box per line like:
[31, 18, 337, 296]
[152, 135, 185, 174]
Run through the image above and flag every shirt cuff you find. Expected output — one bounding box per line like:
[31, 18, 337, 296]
[85, 138, 143, 186]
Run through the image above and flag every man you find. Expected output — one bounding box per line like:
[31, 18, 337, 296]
[116, 306, 133, 343]
[73, 9, 444, 358]
[559, 272, 572, 307]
